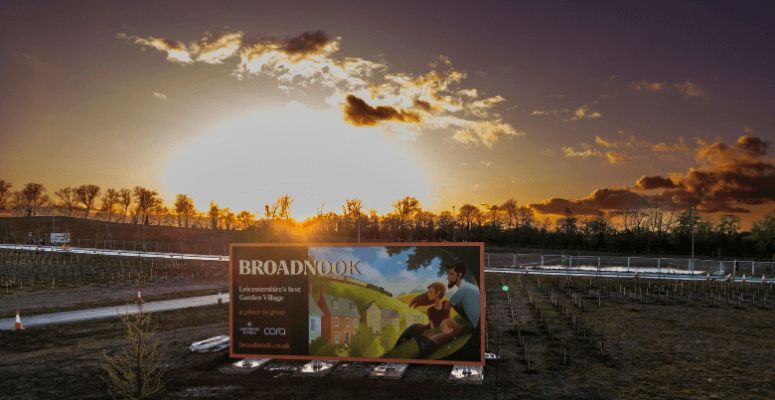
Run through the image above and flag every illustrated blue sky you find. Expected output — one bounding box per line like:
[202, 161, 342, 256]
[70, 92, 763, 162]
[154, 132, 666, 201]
[309, 246, 442, 296]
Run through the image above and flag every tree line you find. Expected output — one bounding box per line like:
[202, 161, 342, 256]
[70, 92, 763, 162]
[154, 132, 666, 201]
[0, 179, 773, 258]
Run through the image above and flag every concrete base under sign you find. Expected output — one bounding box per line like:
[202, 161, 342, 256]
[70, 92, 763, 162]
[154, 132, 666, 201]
[368, 363, 409, 379]
[298, 360, 339, 376]
[219, 358, 271, 374]
[449, 365, 484, 384]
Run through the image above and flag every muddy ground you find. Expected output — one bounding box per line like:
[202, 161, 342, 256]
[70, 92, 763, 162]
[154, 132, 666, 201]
[1, 274, 774, 399]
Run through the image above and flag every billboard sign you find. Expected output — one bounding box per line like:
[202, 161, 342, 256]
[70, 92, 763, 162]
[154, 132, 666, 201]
[50, 233, 71, 244]
[229, 243, 485, 366]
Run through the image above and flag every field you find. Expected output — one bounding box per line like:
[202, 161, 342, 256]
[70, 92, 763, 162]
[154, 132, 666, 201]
[2, 273, 774, 399]
[0, 248, 228, 317]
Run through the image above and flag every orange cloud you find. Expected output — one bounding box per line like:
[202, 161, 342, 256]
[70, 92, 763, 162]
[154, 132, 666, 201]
[343, 95, 421, 126]
[123, 30, 521, 147]
[535, 135, 775, 215]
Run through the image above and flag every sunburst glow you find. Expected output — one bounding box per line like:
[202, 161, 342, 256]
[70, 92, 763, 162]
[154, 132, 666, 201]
[163, 102, 432, 218]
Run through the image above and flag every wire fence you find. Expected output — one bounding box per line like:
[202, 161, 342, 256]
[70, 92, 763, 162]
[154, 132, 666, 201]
[2, 236, 231, 256]
[486, 253, 775, 278]
[2, 237, 774, 279]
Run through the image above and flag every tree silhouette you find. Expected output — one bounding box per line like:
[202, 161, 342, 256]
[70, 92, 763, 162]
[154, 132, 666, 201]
[55, 186, 77, 216]
[174, 194, 194, 227]
[76, 184, 101, 219]
[132, 187, 158, 225]
[118, 189, 132, 223]
[208, 202, 220, 230]
[0, 180, 13, 212]
[101, 188, 120, 222]
[21, 182, 47, 216]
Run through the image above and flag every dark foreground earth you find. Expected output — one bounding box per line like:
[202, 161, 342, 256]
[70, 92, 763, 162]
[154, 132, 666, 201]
[1, 274, 774, 399]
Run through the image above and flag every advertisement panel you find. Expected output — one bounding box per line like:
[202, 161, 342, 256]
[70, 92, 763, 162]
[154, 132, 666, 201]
[50, 233, 71, 244]
[229, 243, 485, 366]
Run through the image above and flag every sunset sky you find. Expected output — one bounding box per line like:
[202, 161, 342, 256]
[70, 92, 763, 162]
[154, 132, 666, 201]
[1, 1, 773, 224]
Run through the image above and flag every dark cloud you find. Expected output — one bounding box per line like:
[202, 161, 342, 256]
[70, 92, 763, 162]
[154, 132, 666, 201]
[343, 95, 421, 126]
[635, 175, 677, 189]
[282, 30, 331, 56]
[413, 99, 433, 113]
[531, 189, 648, 215]
[531, 135, 775, 215]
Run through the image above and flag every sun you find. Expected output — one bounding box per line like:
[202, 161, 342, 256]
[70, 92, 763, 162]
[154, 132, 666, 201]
[162, 102, 432, 219]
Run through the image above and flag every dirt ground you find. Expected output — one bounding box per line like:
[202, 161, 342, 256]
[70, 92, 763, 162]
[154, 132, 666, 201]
[0, 278, 228, 317]
[1, 274, 774, 399]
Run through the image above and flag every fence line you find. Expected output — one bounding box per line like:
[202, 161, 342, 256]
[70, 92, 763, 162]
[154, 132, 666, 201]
[486, 253, 775, 278]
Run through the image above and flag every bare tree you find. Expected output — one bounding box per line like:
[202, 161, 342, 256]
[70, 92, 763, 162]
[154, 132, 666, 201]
[500, 198, 517, 229]
[101, 189, 120, 222]
[21, 182, 47, 216]
[76, 184, 101, 219]
[55, 187, 77, 216]
[133, 187, 158, 225]
[219, 208, 236, 230]
[118, 189, 132, 223]
[392, 196, 420, 237]
[173, 194, 194, 227]
[208, 201, 220, 230]
[102, 307, 167, 400]
[516, 206, 535, 228]
[275, 195, 293, 220]
[0, 179, 11, 212]
[236, 210, 256, 230]
[457, 204, 479, 231]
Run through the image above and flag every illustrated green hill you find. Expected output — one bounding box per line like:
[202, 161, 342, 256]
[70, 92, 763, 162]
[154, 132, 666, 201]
[309, 276, 426, 327]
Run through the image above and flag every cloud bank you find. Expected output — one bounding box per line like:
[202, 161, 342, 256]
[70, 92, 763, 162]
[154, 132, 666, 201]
[121, 30, 520, 147]
[532, 135, 774, 215]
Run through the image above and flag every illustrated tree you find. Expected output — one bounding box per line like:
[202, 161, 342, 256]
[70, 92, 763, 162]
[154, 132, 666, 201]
[102, 307, 167, 400]
[349, 322, 382, 358]
[380, 324, 399, 352]
[55, 187, 77, 216]
[76, 184, 101, 219]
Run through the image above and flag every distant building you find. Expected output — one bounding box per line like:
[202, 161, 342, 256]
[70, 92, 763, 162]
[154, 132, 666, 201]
[317, 288, 360, 345]
[405, 313, 426, 326]
[308, 295, 323, 343]
[364, 301, 400, 334]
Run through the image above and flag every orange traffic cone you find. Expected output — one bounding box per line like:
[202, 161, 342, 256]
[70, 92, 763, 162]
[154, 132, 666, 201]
[14, 310, 24, 331]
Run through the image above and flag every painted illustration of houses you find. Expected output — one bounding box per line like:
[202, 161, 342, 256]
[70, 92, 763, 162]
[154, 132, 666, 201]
[405, 313, 426, 326]
[317, 288, 360, 345]
[308, 295, 323, 343]
[364, 301, 400, 334]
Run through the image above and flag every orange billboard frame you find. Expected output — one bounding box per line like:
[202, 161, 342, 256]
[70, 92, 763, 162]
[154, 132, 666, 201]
[228, 242, 486, 366]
